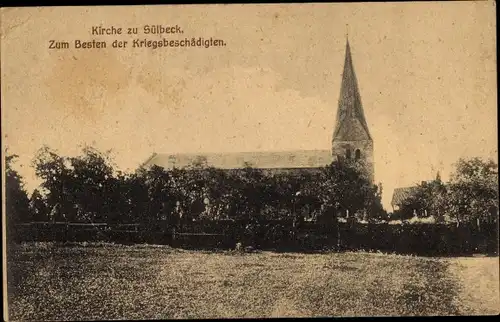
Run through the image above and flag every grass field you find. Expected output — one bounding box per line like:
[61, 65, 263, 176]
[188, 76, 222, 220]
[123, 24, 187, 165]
[5, 243, 499, 320]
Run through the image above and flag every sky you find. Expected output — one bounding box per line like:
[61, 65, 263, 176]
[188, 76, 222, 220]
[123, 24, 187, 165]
[1, 3, 497, 209]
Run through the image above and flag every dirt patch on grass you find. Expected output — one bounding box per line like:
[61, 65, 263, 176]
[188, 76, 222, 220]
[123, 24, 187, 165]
[446, 256, 499, 315]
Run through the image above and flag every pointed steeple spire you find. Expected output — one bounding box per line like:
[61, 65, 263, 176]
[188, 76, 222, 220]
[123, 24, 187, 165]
[333, 38, 372, 142]
[435, 171, 442, 182]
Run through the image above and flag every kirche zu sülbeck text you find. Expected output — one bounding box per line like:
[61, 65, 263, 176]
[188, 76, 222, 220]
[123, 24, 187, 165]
[91, 25, 183, 35]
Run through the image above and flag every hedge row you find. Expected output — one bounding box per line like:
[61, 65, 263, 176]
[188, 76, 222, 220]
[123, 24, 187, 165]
[11, 220, 498, 256]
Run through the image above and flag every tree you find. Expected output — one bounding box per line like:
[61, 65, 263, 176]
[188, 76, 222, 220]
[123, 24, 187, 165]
[271, 170, 324, 222]
[29, 189, 49, 222]
[5, 153, 31, 224]
[399, 183, 431, 219]
[398, 175, 448, 221]
[366, 183, 387, 222]
[197, 167, 240, 220]
[316, 160, 376, 222]
[67, 146, 117, 222]
[32, 146, 73, 220]
[33, 146, 120, 222]
[116, 171, 149, 223]
[141, 165, 176, 222]
[166, 167, 208, 222]
[229, 165, 272, 221]
[426, 175, 448, 222]
[446, 158, 498, 225]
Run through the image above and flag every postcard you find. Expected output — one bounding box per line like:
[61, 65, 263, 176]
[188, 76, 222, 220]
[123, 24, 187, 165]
[2, 2, 498, 320]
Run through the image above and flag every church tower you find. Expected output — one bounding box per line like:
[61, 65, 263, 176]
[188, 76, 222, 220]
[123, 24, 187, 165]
[332, 38, 374, 183]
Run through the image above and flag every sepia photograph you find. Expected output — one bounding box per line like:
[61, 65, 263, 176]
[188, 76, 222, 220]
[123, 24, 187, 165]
[1, 2, 499, 320]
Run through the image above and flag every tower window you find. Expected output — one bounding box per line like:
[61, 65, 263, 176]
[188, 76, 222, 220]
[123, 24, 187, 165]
[355, 149, 361, 160]
[346, 148, 352, 160]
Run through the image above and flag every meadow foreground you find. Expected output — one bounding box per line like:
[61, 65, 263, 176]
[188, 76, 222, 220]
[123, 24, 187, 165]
[6, 243, 499, 320]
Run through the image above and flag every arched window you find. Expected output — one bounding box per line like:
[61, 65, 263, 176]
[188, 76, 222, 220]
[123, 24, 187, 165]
[346, 148, 352, 160]
[355, 149, 361, 160]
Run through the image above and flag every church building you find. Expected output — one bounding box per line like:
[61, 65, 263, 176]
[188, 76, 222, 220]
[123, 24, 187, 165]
[141, 38, 374, 183]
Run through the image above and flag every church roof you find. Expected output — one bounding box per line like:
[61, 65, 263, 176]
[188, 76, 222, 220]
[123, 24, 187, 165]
[333, 39, 372, 142]
[335, 116, 371, 141]
[391, 187, 418, 207]
[141, 150, 333, 170]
